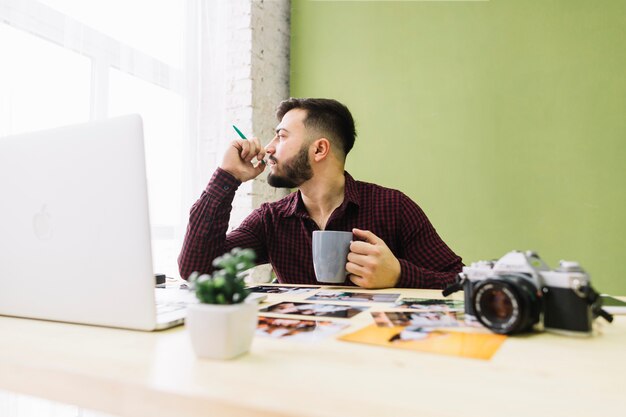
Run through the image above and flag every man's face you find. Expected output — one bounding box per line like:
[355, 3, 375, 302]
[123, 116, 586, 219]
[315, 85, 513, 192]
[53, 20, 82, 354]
[266, 108, 314, 189]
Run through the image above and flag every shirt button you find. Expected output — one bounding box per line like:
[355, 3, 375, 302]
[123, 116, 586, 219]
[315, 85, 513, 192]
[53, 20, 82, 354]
[223, 185, 230, 191]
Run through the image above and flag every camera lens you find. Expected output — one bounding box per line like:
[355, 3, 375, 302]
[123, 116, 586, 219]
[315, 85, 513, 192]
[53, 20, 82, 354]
[472, 274, 542, 335]
[479, 288, 514, 319]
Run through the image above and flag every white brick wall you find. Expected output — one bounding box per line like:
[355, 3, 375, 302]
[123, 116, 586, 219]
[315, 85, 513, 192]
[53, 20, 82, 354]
[187, 0, 291, 281]
[251, 0, 292, 209]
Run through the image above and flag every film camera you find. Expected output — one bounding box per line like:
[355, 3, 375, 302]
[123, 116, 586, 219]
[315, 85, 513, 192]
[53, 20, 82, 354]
[443, 250, 613, 335]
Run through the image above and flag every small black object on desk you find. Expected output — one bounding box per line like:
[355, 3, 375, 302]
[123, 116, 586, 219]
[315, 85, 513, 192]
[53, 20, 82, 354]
[154, 273, 166, 287]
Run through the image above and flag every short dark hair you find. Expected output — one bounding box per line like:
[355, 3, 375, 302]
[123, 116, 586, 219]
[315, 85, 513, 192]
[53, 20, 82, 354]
[276, 98, 356, 158]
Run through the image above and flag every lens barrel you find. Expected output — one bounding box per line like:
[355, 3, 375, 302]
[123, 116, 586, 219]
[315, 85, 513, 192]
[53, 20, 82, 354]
[472, 274, 542, 334]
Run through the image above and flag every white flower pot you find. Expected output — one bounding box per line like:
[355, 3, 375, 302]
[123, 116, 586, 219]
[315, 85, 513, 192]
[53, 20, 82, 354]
[186, 301, 258, 360]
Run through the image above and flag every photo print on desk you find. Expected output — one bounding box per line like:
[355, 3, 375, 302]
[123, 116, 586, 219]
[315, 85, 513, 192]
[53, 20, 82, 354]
[339, 324, 506, 360]
[394, 298, 464, 312]
[305, 290, 400, 303]
[247, 285, 320, 295]
[256, 316, 349, 341]
[260, 302, 368, 319]
[372, 311, 462, 328]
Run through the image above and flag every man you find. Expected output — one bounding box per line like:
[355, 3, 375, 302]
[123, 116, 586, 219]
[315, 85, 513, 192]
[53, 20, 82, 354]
[178, 98, 462, 289]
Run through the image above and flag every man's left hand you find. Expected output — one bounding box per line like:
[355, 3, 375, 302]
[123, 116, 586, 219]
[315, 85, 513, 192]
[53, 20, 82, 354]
[346, 228, 401, 289]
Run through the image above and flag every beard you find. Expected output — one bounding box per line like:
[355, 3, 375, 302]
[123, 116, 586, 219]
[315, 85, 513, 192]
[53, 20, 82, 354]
[267, 144, 313, 189]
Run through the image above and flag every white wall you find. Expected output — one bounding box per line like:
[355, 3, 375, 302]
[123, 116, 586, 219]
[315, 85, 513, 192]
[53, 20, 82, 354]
[185, 0, 291, 281]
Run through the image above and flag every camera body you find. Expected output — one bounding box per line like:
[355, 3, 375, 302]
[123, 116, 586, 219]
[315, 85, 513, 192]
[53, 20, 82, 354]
[454, 250, 603, 335]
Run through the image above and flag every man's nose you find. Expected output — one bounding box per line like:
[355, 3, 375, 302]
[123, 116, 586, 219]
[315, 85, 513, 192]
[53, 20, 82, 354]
[265, 138, 277, 153]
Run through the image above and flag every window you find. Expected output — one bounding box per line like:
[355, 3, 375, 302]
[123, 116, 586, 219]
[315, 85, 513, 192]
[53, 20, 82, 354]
[0, 0, 186, 277]
[40, 0, 184, 68]
[0, 23, 91, 135]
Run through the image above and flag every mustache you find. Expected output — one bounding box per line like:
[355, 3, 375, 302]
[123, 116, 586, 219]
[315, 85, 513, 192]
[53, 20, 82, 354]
[268, 155, 278, 163]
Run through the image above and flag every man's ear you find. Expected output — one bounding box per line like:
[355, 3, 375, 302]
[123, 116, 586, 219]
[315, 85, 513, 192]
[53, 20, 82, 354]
[312, 138, 331, 162]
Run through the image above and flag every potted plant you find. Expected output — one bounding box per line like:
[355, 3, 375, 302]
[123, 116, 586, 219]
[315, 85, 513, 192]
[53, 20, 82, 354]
[186, 248, 258, 360]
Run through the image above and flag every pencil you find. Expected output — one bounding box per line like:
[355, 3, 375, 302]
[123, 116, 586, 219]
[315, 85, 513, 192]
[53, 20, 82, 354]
[232, 125, 266, 164]
[232, 125, 247, 139]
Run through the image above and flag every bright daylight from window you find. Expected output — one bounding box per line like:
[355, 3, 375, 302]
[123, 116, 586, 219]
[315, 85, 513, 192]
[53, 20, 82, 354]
[0, 0, 186, 278]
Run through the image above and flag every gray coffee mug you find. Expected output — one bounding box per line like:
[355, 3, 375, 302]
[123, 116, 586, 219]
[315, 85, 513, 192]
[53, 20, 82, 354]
[312, 230, 353, 283]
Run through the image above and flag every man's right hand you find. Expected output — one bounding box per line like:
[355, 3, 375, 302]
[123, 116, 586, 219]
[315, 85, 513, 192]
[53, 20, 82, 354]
[220, 137, 267, 182]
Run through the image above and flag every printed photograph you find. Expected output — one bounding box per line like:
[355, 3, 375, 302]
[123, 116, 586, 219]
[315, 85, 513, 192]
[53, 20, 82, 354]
[260, 301, 368, 319]
[394, 297, 464, 311]
[256, 316, 349, 341]
[247, 285, 319, 295]
[372, 311, 462, 328]
[306, 290, 400, 303]
[339, 324, 506, 360]
[387, 326, 450, 343]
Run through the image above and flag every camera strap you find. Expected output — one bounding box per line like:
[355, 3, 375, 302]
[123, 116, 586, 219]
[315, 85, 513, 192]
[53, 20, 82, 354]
[581, 284, 614, 323]
[442, 274, 465, 297]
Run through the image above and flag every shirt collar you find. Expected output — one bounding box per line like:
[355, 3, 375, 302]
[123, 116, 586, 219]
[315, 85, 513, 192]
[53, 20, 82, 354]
[285, 171, 360, 218]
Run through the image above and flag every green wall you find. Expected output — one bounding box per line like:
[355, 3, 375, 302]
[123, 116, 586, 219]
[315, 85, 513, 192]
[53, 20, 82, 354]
[290, 0, 626, 294]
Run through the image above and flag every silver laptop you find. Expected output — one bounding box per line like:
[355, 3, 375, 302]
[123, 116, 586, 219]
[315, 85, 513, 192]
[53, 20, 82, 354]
[0, 115, 190, 331]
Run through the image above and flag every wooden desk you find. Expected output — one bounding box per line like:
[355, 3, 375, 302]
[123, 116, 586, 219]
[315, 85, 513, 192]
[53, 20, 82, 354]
[0, 286, 624, 417]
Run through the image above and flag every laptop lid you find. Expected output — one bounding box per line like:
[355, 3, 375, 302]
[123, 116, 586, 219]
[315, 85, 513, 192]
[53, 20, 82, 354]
[0, 115, 166, 331]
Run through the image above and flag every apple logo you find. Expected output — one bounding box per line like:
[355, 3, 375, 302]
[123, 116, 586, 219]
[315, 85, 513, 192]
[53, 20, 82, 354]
[33, 205, 53, 241]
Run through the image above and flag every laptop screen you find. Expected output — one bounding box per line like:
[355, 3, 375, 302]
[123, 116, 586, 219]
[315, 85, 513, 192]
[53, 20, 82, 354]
[0, 115, 160, 330]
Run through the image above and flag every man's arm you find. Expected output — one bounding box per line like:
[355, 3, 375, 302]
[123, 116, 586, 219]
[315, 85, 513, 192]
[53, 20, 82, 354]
[178, 169, 269, 279]
[178, 168, 237, 279]
[178, 137, 267, 279]
[394, 194, 462, 288]
[346, 194, 462, 289]
[395, 257, 462, 289]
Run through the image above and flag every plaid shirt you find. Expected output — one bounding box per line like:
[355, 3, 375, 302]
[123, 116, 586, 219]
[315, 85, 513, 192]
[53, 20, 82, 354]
[178, 168, 462, 288]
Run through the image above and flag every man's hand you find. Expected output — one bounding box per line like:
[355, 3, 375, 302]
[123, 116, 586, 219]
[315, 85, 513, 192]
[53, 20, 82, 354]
[221, 137, 266, 182]
[346, 228, 401, 289]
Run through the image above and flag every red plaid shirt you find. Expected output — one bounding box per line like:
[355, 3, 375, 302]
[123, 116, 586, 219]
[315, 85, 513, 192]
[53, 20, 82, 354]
[178, 168, 462, 288]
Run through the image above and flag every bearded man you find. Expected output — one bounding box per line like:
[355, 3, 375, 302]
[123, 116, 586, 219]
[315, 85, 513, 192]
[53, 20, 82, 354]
[178, 98, 462, 289]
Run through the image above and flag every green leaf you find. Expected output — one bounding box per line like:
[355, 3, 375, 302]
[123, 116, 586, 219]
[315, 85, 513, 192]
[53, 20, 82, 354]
[197, 248, 257, 304]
